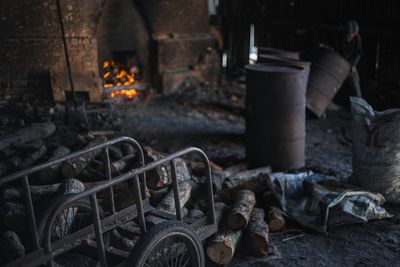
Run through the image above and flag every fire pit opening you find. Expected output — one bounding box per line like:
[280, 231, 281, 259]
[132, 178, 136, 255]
[101, 51, 144, 100]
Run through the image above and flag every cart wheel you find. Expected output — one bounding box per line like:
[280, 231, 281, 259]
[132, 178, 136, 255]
[37, 197, 105, 243]
[125, 220, 205, 267]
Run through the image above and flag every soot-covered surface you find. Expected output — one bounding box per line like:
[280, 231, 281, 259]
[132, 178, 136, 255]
[119, 85, 400, 267]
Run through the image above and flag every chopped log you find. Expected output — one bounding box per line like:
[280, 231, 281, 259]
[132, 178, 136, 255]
[61, 137, 107, 178]
[0, 157, 22, 177]
[145, 147, 191, 189]
[0, 231, 25, 263]
[0, 122, 56, 150]
[121, 143, 135, 156]
[110, 154, 136, 173]
[246, 208, 269, 256]
[36, 146, 71, 184]
[214, 202, 229, 225]
[59, 178, 85, 194]
[262, 191, 280, 210]
[218, 167, 271, 203]
[18, 145, 47, 170]
[149, 187, 169, 206]
[0, 202, 27, 233]
[186, 159, 223, 176]
[157, 181, 192, 215]
[267, 206, 285, 232]
[30, 183, 61, 201]
[211, 171, 225, 192]
[223, 162, 248, 178]
[227, 189, 256, 230]
[94, 153, 136, 174]
[206, 228, 243, 265]
[146, 163, 170, 189]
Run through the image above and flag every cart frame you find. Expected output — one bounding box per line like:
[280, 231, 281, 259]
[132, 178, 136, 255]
[0, 136, 216, 267]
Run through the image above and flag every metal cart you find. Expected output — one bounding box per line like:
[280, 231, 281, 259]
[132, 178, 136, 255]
[0, 136, 217, 267]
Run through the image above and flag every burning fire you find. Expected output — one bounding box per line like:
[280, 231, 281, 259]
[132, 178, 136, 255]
[102, 59, 140, 100]
[110, 89, 138, 100]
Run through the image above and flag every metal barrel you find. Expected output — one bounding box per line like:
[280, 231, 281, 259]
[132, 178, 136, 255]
[245, 63, 308, 171]
[257, 47, 300, 60]
[306, 47, 351, 117]
[257, 54, 311, 85]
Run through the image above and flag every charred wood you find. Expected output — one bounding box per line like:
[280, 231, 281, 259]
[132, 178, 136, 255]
[36, 146, 71, 184]
[218, 167, 271, 203]
[17, 145, 47, 170]
[0, 122, 56, 151]
[61, 137, 106, 178]
[157, 181, 192, 215]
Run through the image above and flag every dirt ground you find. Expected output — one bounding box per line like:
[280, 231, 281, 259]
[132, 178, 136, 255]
[119, 83, 400, 267]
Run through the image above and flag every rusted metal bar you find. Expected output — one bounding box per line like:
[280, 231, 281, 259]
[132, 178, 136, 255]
[90, 194, 107, 267]
[104, 147, 116, 214]
[170, 160, 183, 221]
[132, 175, 146, 233]
[22, 175, 40, 250]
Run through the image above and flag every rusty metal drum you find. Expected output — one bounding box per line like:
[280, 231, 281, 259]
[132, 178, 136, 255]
[258, 47, 300, 60]
[306, 47, 351, 117]
[257, 54, 311, 86]
[245, 63, 308, 171]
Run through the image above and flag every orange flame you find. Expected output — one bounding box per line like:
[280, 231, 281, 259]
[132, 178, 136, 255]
[102, 59, 140, 100]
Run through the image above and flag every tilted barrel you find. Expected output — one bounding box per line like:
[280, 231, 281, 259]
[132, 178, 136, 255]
[306, 47, 351, 117]
[245, 63, 308, 171]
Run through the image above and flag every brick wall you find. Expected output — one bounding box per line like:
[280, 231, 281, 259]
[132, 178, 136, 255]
[0, 0, 104, 102]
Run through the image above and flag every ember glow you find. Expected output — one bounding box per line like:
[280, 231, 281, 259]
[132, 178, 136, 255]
[110, 89, 138, 100]
[102, 59, 140, 100]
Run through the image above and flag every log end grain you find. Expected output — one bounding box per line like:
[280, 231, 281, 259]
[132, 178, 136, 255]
[207, 241, 234, 265]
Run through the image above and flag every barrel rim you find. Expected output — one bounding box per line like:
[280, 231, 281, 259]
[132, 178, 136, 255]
[258, 46, 300, 55]
[245, 63, 305, 73]
[257, 54, 311, 67]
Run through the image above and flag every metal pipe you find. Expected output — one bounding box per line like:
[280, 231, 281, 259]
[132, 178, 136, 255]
[104, 147, 115, 214]
[90, 194, 107, 267]
[55, 0, 77, 109]
[170, 160, 182, 221]
[22, 175, 41, 250]
[132, 175, 147, 233]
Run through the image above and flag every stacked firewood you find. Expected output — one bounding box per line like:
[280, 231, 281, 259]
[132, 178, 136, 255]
[0, 121, 136, 263]
[206, 167, 286, 265]
[0, 121, 286, 265]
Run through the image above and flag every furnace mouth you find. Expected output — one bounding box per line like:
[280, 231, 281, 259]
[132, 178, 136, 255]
[101, 51, 146, 100]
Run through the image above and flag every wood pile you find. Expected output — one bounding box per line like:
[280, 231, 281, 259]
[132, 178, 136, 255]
[206, 166, 287, 265]
[0, 113, 286, 265]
